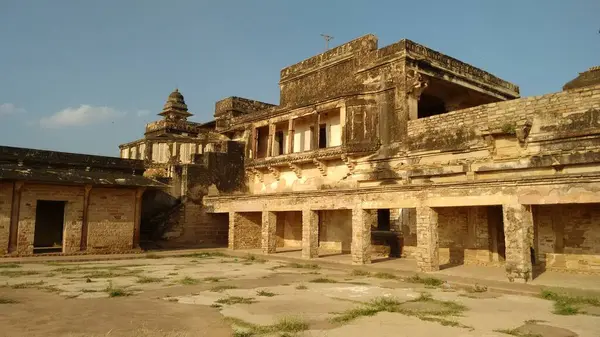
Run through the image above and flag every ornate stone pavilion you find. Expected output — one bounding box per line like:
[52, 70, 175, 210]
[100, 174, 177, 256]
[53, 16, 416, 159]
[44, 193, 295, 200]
[120, 34, 600, 283]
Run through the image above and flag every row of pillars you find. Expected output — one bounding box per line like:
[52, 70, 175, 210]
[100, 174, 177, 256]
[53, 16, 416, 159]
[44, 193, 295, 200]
[228, 204, 535, 283]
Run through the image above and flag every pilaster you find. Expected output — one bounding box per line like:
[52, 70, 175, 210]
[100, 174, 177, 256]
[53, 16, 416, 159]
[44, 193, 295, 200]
[8, 181, 24, 254]
[301, 209, 319, 259]
[502, 204, 534, 283]
[132, 187, 145, 249]
[261, 211, 277, 254]
[80, 185, 92, 251]
[416, 206, 439, 272]
[351, 208, 373, 265]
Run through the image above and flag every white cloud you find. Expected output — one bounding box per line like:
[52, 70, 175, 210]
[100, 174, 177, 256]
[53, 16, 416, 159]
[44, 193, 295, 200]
[39, 105, 126, 128]
[0, 103, 26, 116]
[136, 109, 150, 117]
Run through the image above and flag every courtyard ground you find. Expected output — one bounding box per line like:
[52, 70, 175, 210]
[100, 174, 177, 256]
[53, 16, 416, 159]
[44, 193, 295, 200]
[1, 251, 599, 337]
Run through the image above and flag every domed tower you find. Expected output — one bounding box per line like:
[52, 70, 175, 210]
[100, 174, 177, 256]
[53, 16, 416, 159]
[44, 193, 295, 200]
[158, 89, 193, 122]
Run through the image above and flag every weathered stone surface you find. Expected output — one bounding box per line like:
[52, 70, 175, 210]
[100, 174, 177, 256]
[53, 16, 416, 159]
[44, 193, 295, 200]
[502, 204, 534, 282]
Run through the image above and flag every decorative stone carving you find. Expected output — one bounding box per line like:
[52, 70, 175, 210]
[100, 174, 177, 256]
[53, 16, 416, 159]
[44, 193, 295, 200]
[341, 154, 356, 175]
[313, 159, 327, 176]
[246, 168, 263, 183]
[289, 163, 302, 178]
[406, 69, 429, 100]
[267, 166, 280, 180]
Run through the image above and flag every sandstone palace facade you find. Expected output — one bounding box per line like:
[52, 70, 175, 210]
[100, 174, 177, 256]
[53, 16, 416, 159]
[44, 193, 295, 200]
[3, 34, 598, 284]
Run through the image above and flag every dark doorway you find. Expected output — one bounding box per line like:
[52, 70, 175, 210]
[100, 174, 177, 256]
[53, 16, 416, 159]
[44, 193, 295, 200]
[275, 131, 284, 155]
[377, 209, 390, 231]
[318, 124, 327, 149]
[34, 200, 65, 253]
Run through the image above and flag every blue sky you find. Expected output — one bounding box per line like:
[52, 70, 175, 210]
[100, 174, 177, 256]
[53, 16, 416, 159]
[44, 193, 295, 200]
[1, 1, 598, 156]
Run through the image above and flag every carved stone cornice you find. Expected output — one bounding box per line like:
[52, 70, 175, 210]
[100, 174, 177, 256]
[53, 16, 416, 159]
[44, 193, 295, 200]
[246, 143, 379, 169]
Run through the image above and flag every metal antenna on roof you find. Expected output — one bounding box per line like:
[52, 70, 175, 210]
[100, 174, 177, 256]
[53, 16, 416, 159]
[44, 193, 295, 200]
[320, 34, 334, 51]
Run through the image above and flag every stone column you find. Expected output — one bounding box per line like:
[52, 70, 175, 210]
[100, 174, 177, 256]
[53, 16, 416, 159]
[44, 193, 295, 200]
[416, 206, 439, 272]
[228, 212, 237, 250]
[351, 208, 372, 265]
[80, 185, 92, 251]
[132, 187, 145, 249]
[502, 204, 534, 283]
[262, 211, 277, 254]
[287, 119, 294, 154]
[302, 209, 319, 259]
[267, 124, 275, 157]
[8, 181, 24, 254]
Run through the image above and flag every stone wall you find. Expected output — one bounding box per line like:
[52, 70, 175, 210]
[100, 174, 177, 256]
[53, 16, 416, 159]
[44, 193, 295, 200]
[87, 187, 136, 252]
[17, 184, 85, 254]
[0, 182, 13, 254]
[319, 210, 352, 253]
[534, 203, 600, 273]
[275, 211, 302, 248]
[231, 212, 261, 250]
[407, 84, 600, 153]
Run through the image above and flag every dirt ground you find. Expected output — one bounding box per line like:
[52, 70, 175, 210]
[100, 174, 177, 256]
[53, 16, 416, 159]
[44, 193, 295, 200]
[1, 253, 599, 337]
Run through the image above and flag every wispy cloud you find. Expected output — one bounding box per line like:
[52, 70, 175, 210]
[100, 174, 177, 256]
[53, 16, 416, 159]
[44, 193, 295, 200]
[39, 105, 126, 128]
[136, 109, 150, 117]
[0, 103, 26, 116]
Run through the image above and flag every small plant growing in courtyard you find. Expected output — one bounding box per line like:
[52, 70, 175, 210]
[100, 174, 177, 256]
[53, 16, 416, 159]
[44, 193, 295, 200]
[210, 285, 237, 292]
[295, 284, 308, 290]
[373, 272, 396, 279]
[104, 282, 132, 297]
[0, 296, 19, 304]
[540, 289, 600, 315]
[203, 276, 223, 283]
[179, 277, 200, 285]
[216, 296, 256, 305]
[256, 290, 276, 297]
[351, 269, 370, 277]
[0, 263, 21, 269]
[136, 276, 163, 284]
[405, 274, 444, 287]
[309, 277, 337, 283]
[145, 253, 163, 259]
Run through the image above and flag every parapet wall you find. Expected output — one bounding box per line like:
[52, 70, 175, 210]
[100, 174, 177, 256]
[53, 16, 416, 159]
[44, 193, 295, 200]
[407, 84, 600, 152]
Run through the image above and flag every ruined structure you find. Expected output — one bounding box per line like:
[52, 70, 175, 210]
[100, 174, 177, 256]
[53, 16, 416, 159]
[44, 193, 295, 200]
[122, 34, 600, 283]
[0, 146, 162, 255]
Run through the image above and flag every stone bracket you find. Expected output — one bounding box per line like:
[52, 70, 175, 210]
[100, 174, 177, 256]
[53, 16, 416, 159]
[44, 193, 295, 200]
[313, 159, 327, 176]
[246, 168, 264, 183]
[267, 166, 280, 180]
[289, 163, 302, 179]
[341, 154, 356, 175]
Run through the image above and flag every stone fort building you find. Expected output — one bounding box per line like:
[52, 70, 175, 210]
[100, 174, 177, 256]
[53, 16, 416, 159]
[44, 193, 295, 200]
[7, 34, 598, 284]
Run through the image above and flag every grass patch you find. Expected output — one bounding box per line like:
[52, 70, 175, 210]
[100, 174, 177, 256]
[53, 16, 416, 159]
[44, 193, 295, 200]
[145, 253, 163, 259]
[82, 270, 120, 279]
[350, 269, 370, 277]
[405, 274, 444, 287]
[286, 263, 320, 270]
[494, 328, 542, 337]
[167, 272, 178, 276]
[540, 289, 600, 315]
[216, 296, 256, 305]
[330, 294, 468, 328]
[81, 289, 98, 293]
[226, 316, 309, 335]
[11, 280, 45, 289]
[0, 296, 19, 304]
[183, 251, 228, 259]
[295, 284, 308, 290]
[104, 282, 132, 297]
[344, 281, 369, 285]
[0, 270, 40, 277]
[0, 263, 21, 269]
[309, 278, 337, 283]
[243, 254, 266, 263]
[466, 284, 488, 293]
[256, 290, 276, 297]
[179, 277, 200, 285]
[203, 276, 224, 283]
[210, 285, 238, 292]
[136, 276, 163, 284]
[373, 272, 396, 279]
